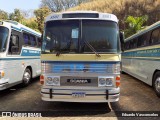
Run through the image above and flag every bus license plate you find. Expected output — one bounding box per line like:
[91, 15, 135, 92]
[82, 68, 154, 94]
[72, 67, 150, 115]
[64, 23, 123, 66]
[72, 92, 86, 98]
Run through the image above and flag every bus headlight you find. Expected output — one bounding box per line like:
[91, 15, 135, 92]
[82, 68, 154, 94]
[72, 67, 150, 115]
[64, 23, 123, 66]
[53, 77, 60, 85]
[106, 78, 113, 86]
[98, 77, 114, 87]
[46, 76, 60, 86]
[99, 78, 106, 86]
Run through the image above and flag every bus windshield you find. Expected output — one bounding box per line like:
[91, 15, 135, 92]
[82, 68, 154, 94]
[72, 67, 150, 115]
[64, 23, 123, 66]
[42, 20, 119, 53]
[0, 26, 9, 52]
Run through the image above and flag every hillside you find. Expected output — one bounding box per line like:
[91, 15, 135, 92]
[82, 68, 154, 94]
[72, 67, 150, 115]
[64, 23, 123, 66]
[68, 0, 160, 30]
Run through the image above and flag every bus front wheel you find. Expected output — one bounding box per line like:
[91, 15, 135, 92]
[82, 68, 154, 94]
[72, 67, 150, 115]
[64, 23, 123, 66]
[22, 68, 31, 87]
[153, 71, 160, 98]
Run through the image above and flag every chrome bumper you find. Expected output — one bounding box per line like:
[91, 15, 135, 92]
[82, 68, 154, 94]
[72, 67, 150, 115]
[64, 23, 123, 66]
[41, 87, 120, 103]
[0, 83, 8, 90]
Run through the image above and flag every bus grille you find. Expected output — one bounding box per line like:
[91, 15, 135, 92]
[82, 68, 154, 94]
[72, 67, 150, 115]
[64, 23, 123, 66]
[41, 61, 117, 74]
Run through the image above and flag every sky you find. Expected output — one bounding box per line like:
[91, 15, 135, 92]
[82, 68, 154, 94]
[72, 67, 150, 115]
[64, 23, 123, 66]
[0, 0, 41, 13]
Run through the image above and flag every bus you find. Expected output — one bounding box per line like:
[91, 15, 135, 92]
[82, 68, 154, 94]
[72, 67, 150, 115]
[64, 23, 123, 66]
[40, 11, 124, 102]
[0, 20, 41, 90]
[121, 21, 160, 97]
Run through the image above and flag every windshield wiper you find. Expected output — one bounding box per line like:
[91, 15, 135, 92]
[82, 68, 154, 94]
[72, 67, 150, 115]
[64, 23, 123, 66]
[56, 49, 70, 56]
[83, 39, 101, 57]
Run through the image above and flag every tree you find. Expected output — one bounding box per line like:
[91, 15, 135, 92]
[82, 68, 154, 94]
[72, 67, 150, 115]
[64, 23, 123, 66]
[124, 15, 148, 38]
[22, 18, 39, 32]
[34, 6, 51, 33]
[40, 0, 90, 12]
[0, 9, 8, 20]
[9, 9, 24, 22]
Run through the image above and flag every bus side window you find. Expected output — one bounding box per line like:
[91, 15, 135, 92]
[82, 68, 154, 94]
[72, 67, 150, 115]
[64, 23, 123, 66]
[37, 38, 42, 48]
[133, 38, 138, 48]
[9, 34, 19, 54]
[125, 41, 130, 50]
[30, 35, 36, 47]
[23, 33, 30, 46]
[150, 28, 160, 45]
[129, 40, 133, 49]
[138, 35, 143, 47]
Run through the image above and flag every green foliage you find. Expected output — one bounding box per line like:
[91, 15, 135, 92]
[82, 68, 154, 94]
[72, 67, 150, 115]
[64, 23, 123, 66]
[22, 18, 39, 32]
[34, 6, 51, 33]
[9, 9, 24, 22]
[124, 15, 148, 38]
[0, 9, 8, 20]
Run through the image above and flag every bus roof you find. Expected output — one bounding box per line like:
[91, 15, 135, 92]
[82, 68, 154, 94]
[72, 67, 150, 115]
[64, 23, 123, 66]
[125, 21, 160, 42]
[0, 20, 41, 37]
[45, 11, 118, 23]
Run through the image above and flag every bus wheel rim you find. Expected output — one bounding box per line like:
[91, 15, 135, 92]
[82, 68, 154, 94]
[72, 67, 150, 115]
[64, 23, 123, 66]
[155, 77, 160, 93]
[23, 72, 31, 83]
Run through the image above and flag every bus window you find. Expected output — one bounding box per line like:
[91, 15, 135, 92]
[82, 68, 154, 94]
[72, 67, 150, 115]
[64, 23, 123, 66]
[30, 35, 36, 47]
[137, 33, 149, 48]
[150, 28, 160, 45]
[132, 38, 138, 48]
[0, 26, 8, 52]
[23, 33, 30, 45]
[125, 41, 130, 50]
[9, 34, 19, 54]
[129, 40, 134, 49]
[37, 38, 41, 48]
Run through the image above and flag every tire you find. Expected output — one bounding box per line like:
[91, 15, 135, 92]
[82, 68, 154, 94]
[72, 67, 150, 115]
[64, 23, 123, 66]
[153, 72, 160, 98]
[22, 68, 32, 87]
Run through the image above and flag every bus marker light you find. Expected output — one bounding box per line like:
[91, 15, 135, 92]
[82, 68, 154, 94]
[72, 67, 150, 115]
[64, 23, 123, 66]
[40, 75, 44, 85]
[1, 71, 5, 77]
[0, 71, 5, 79]
[116, 76, 120, 87]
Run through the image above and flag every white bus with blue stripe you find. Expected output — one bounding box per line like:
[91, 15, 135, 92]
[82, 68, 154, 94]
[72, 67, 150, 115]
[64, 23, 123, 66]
[122, 21, 160, 97]
[0, 20, 41, 90]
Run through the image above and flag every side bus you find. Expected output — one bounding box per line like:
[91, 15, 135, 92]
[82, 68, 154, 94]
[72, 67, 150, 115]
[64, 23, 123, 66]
[0, 20, 41, 90]
[122, 21, 160, 97]
[40, 11, 124, 103]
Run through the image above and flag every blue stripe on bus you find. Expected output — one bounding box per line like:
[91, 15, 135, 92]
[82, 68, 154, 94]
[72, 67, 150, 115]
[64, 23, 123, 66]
[0, 58, 40, 61]
[42, 61, 120, 73]
[21, 49, 41, 56]
[122, 48, 160, 57]
[21, 27, 41, 37]
[11, 26, 41, 37]
[122, 57, 160, 61]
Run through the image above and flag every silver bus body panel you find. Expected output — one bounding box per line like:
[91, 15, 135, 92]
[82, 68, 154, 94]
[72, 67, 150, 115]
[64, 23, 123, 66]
[122, 57, 160, 86]
[41, 61, 120, 102]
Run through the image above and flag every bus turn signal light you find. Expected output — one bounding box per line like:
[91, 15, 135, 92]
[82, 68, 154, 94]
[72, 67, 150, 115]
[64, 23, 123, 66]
[116, 76, 120, 87]
[0, 71, 5, 79]
[40, 75, 44, 85]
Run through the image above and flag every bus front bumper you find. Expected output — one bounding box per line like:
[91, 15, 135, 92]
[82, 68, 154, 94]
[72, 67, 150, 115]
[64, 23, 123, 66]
[41, 87, 120, 103]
